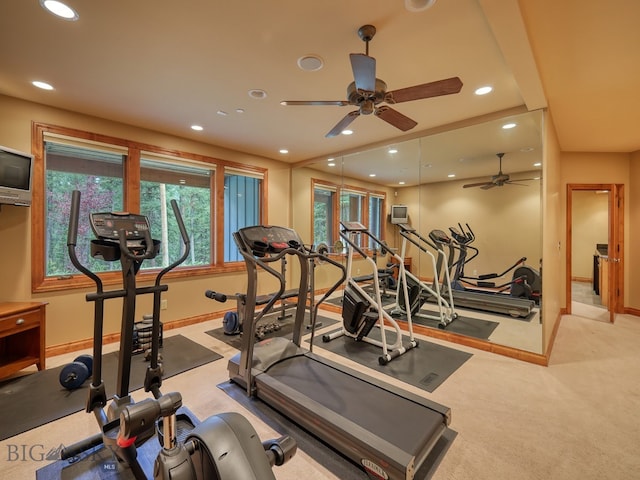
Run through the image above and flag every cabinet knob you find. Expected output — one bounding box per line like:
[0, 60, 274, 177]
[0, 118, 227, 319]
[16, 318, 25, 325]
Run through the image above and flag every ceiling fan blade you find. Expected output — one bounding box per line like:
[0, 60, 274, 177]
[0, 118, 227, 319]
[463, 181, 492, 189]
[350, 53, 376, 92]
[375, 106, 418, 131]
[386, 77, 463, 104]
[510, 177, 540, 182]
[281, 100, 349, 106]
[481, 183, 498, 190]
[326, 110, 360, 138]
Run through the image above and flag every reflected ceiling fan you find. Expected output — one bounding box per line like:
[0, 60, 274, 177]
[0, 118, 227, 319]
[280, 24, 463, 138]
[463, 153, 538, 190]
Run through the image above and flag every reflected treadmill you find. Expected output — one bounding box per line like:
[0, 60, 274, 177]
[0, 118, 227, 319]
[210, 225, 453, 480]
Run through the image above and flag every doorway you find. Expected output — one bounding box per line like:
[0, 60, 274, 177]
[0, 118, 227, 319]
[566, 184, 624, 322]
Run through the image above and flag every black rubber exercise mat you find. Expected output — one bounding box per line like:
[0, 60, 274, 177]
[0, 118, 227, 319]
[205, 313, 338, 350]
[313, 328, 473, 393]
[0, 334, 223, 441]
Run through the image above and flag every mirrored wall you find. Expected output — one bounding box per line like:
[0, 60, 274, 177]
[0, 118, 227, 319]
[293, 109, 543, 354]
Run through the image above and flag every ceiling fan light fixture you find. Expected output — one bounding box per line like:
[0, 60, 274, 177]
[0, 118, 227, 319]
[405, 0, 437, 12]
[341, 129, 353, 135]
[297, 55, 324, 72]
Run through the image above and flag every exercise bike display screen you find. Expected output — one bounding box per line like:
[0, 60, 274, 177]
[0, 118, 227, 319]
[90, 212, 151, 241]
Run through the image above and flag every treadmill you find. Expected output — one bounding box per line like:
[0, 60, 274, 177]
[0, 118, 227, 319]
[208, 225, 453, 480]
[429, 229, 535, 318]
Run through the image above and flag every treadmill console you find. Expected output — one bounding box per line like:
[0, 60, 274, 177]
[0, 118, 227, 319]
[429, 229, 451, 245]
[91, 212, 151, 241]
[340, 221, 367, 232]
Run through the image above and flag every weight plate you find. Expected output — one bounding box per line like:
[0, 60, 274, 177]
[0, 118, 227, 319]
[59, 361, 89, 390]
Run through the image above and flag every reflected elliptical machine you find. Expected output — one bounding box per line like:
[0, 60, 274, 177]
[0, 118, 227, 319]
[322, 221, 418, 364]
[58, 191, 295, 480]
[390, 223, 458, 329]
[448, 223, 541, 303]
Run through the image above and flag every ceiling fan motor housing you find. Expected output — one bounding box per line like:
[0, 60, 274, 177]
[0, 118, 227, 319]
[347, 79, 387, 110]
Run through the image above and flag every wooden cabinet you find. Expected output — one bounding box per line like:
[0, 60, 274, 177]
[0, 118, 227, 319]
[0, 302, 47, 380]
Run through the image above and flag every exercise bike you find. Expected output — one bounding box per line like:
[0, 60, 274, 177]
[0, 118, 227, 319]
[449, 223, 541, 303]
[50, 190, 295, 480]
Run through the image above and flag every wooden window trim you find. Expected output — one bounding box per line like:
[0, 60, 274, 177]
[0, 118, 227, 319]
[30, 122, 266, 293]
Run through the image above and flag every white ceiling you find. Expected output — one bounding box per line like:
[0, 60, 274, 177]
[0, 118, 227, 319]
[0, 0, 637, 186]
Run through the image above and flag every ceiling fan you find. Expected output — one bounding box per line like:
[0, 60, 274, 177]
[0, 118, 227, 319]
[280, 24, 463, 138]
[462, 153, 538, 190]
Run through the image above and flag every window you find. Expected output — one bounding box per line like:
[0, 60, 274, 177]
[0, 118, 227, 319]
[44, 141, 125, 277]
[224, 170, 263, 262]
[313, 183, 336, 247]
[139, 157, 213, 269]
[311, 178, 386, 253]
[368, 194, 384, 248]
[32, 123, 267, 292]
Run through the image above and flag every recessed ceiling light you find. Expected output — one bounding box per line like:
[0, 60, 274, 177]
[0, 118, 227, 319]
[39, 0, 79, 20]
[474, 86, 493, 95]
[502, 122, 517, 129]
[297, 55, 324, 72]
[520, 146, 534, 152]
[216, 110, 228, 116]
[341, 130, 353, 135]
[236, 108, 245, 114]
[369, 174, 376, 177]
[327, 158, 334, 162]
[405, 0, 437, 12]
[388, 148, 398, 154]
[423, 163, 432, 168]
[248, 89, 267, 100]
[447, 174, 456, 178]
[32, 81, 54, 90]
[534, 162, 542, 167]
[191, 125, 203, 131]
[328, 162, 336, 167]
[279, 149, 289, 154]
[399, 181, 406, 185]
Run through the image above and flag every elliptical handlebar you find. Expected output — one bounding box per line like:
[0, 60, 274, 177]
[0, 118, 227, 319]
[67, 190, 103, 290]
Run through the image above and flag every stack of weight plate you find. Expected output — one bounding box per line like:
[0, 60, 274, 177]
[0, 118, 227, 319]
[133, 314, 163, 355]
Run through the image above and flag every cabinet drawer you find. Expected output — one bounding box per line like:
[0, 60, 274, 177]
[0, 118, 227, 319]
[0, 309, 41, 336]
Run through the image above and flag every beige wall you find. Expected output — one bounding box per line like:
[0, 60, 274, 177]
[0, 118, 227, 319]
[628, 150, 640, 311]
[0, 95, 291, 347]
[402, 174, 542, 282]
[559, 151, 631, 307]
[571, 191, 608, 279]
[540, 111, 562, 354]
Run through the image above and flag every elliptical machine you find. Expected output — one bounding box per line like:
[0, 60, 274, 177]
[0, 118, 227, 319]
[449, 223, 541, 303]
[56, 190, 295, 480]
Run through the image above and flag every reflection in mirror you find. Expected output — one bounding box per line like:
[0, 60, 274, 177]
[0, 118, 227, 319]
[293, 109, 543, 355]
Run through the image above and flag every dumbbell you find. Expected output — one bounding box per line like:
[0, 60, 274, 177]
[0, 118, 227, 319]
[59, 354, 93, 390]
